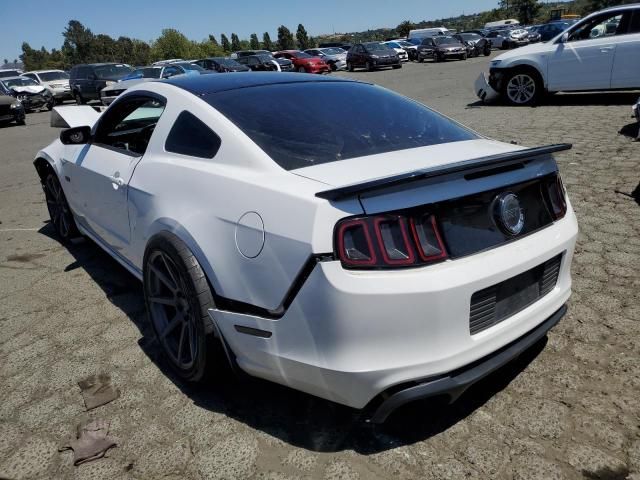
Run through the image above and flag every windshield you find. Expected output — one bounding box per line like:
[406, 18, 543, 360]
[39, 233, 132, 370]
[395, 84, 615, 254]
[365, 42, 391, 52]
[175, 63, 204, 71]
[292, 52, 312, 59]
[460, 33, 482, 41]
[434, 37, 459, 45]
[0, 70, 21, 78]
[321, 48, 345, 55]
[38, 71, 69, 81]
[3, 77, 39, 87]
[93, 64, 133, 79]
[257, 55, 274, 62]
[386, 42, 401, 48]
[407, 38, 422, 45]
[397, 41, 412, 47]
[207, 82, 477, 170]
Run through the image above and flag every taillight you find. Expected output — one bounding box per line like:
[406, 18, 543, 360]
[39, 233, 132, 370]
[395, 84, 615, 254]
[545, 174, 567, 220]
[335, 213, 447, 269]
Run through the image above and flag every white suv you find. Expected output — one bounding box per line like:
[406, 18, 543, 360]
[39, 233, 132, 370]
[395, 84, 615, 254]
[476, 4, 640, 105]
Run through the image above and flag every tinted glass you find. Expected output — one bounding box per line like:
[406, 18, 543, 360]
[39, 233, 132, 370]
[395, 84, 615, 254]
[627, 9, 640, 33]
[207, 82, 477, 170]
[323, 48, 345, 54]
[435, 37, 458, 45]
[93, 64, 133, 79]
[294, 52, 313, 58]
[39, 71, 69, 81]
[174, 62, 204, 71]
[165, 111, 221, 159]
[364, 42, 391, 52]
[139, 68, 161, 78]
[0, 70, 21, 78]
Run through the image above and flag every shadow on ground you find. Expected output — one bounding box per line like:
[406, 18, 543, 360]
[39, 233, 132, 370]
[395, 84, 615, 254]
[619, 121, 639, 141]
[467, 91, 640, 108]
[41, 223, 548, 454]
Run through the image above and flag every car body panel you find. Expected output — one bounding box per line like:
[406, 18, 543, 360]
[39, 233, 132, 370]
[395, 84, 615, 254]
[38, 75, 577, 413]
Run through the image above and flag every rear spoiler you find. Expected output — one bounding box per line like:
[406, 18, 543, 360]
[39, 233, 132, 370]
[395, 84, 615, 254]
[50, 105, 105, 129]
[315, 143, 572, 201]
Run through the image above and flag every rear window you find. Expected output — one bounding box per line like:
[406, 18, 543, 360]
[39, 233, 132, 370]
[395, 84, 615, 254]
[206, 82, 477, 170]
[165, 111, 221, 159]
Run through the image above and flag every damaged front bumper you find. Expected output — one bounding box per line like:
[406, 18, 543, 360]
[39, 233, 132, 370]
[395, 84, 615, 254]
[475, 72, 500, 103]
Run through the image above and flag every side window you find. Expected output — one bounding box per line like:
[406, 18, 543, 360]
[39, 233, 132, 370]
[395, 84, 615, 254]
[93, 96, 166, 156]
[23, 73, 37, 82]
[162, 66, 180, 78]
[248, 57, 259, 66]
[165, 111, 221, 159]
[629, 9, 640, 34]
[78, 67, 90, 79]
[568, 12, 626, 41]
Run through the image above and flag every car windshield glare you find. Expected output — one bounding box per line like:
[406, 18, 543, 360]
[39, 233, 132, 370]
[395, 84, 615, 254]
[365, 43, 391, 52]
[294, 52, 313, 58]
[38, 71, 69, 81]
[94, 64, 132, 79]
[207, 82, 477, 170]
[5, 77, 38, 87]
[322, 48, 345, 54]
[435, 37, 458, 45]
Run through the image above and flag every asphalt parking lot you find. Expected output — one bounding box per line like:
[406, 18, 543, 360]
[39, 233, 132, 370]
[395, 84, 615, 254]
[1, 53, 639, 480]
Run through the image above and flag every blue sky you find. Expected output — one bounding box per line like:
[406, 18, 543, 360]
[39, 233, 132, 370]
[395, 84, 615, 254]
[1, 0, 498, 62]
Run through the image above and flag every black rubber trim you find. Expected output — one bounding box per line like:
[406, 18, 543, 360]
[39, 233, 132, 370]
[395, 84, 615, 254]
[315, 144, 572, 201]
[234, 325, 273, 338]
[367, 304, 567, 423]
[212, 253, 334, 320]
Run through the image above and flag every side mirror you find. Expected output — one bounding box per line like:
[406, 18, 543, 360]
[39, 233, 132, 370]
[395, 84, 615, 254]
[560, 32, 569, 43]
[60, 126, 92, 145]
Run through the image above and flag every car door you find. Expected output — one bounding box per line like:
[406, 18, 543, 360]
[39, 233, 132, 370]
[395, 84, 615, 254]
[611, 8, 640, 88]
[547, 10, 628, 91]
[65, 95, 166, 251]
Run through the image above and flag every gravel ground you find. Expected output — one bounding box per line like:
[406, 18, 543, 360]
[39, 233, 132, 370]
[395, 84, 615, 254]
[0, 53, 638, 480]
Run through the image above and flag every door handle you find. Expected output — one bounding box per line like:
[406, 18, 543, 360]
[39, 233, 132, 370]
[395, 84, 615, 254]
[109, 175, 124, 187]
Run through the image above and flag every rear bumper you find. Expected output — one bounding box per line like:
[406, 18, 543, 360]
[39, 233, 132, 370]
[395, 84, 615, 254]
[368, 304, 566, 422]
[209, 210, 578, 410]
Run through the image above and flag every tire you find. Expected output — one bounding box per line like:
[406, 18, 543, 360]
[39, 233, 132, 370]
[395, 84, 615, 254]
[365, 61, 374, 72]
[297, 66, 306, 73]
[347, 61, 354, 72]
[16, 118, 25, 126]
[502, 69, 542, 106]
[501, 41, 509, 50]
[143, 233, 218, 382]
[74, 92, 85, 105]
[418, 57, 424, 63]
[461, 53, 468, 60]
[46, 100, 54, 111]
[484, 48, 491, 56]
[43, 172, 79, 241]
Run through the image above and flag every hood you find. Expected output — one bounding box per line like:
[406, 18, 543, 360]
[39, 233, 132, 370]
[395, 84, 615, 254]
[10, 85, 46, 94]
[494, 41, 553, 62]
[291, 139, 523, 187]
[103, 77, 154, 92]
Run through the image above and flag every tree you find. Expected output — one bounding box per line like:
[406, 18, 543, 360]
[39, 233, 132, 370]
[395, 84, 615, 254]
[152, 29, 192, 60]
[230, 33, 241, 51]
[62, 20, 95, 65]
[249, 33, 260, 49]
[3, 59, 7, 65]
[277, 25, 295, 50]
[296, 24, 311, 50]
[396, 20, 416, 38]
[208, 34, 219, 47]
[220, 34, 231, 52]
[262, 32, 274, 51]
[500, 0, 541, 24]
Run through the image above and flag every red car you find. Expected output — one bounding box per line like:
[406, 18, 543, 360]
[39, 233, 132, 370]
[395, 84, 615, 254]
[273, 50, 331, 74]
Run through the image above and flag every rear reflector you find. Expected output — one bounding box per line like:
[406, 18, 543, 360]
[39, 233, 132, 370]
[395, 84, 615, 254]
[337, 219, 377, 265]
[410, 215, 447, 261]
[544, 174, 567, 220]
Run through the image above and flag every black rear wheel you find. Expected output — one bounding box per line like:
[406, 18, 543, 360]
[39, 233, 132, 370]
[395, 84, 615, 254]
[143, 233, 219, 382]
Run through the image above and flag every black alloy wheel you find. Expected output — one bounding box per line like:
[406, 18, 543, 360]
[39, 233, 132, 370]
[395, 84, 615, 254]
[143, 233, 219, 382]
[43, 173, 78, 241]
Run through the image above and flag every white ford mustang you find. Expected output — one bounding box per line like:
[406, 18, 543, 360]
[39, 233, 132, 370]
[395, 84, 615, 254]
[35, 73, 578, 422]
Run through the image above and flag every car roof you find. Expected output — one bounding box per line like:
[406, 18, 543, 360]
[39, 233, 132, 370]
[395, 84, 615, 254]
[164, 72, 358, 96]
[24, 69, 65, 74]
[1, 76, 28, 81]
